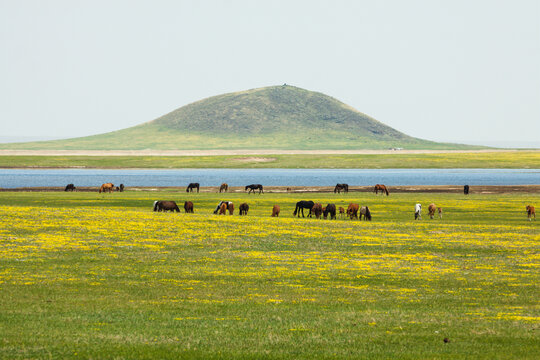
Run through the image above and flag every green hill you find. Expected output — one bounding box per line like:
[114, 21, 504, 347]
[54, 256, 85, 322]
[0, 85, 478, 150]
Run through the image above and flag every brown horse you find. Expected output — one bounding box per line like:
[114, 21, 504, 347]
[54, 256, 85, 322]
[219, 203, 228, 215]
[271, 205, 280, 217]
[526, 205, 536, 221]
[347, 203, 359, 219]
[311, 203, 323, 219]
[184, 201, 194, 213]
[239, 203, 249, 215]
[428, 203, 437, 219]
[99, 183, 114, 193]
[219, 183, 228, 193]
[338, 207, 345, 218]
[323, 203, 336, 220]
[153, 200, 180, 212]
[374, 184, 389, 196]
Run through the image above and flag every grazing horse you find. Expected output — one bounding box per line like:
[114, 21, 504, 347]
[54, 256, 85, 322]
[64, 184, 76, 192]
[293, 200, 314, 217]
[526, 205, 536, 221]
[214, 201, 234, 215]
[271, 205, 280, 217]
[184, 201, 194, 213]
[186, 183, 200, 193]
[374, 184, 389, 196]
[464, 185, 470, 195]
[286, 187, 291, 193]
[428, 203, 437, 219]
[311, 203, 323, 219]
[323, 203, 337, 220]
[239, 203, 249, 215]
[219, 203, 228, 215]
[245, 184, 264, 194]
[153, 200, 180, 212]
[119, 184, 124, 192]
[334, 183, 349, 194]
[347, 203, 359, 219]
[359, 206, 372, 221]
[219, 183, 228, 193]
[438, 207, 443, 219]
[99, 183, 114, 193]
[338, 207, 345, 218]
[415, 203, 422, 220]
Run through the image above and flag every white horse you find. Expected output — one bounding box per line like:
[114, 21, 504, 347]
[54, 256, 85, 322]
[415, 203, 422, 220]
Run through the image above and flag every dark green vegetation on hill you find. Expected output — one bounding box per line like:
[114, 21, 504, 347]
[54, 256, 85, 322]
[0, 86, 480, 150]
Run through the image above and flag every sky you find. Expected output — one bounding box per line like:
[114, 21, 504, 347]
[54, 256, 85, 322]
[1, 0, 539, 147]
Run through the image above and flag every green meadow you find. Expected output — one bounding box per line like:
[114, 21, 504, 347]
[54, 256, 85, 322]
[0, 151, 539, 169]
[0, 190, 538, 359]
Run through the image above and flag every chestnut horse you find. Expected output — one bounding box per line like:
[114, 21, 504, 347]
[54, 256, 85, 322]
[184, 201, 194, 213]
[99, 183, 114, 193]
[216, 201, 234, 215]
[526, 205, 536, 221]
[219, 183, 228, 193]
[239, 203, 249, 215]
[374, 184, 389, 196]
[271, 205, 280, 217]
[311, 203, 323, 219]
[339, 207, 345, 218]
[347, 203, 359, 219]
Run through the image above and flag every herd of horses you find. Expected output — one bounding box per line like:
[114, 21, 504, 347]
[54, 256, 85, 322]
[70, 182, 534, 220]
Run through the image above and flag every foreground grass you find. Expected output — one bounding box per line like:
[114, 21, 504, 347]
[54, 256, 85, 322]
[0, 151, 539, 169]
[0, 191, 538, 359]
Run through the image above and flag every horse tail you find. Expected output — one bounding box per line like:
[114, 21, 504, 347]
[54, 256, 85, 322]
[366, 206, 372, 221]
[384, 186, 389, 196]
[153, 201, 159, 211]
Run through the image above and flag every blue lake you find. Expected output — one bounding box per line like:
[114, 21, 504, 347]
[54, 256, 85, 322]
[0, 168, 539, 188]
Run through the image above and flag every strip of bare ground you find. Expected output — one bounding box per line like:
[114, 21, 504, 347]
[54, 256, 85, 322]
[2, 185, 539, 194]
[0, 149, 534, 156]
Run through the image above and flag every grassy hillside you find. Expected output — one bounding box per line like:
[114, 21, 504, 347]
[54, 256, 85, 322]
[0, 85, 481, 150]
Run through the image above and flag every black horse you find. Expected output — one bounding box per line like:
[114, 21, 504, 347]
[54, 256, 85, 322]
[186, 183, 200, 193]
[239, 203, 249, 215]
[334, 184, 349, 194]
[64, 184, 76, 192]
[464, 185, 470, 195]
[293, 200, 315, 217]
[245, 184, 264, 194]
[153, 200, 180, 212]
[323, 203, 337, 219]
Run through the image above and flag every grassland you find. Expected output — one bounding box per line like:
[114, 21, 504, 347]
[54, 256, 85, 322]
[0, 151, 539, 169]
[0, 190, 538, 359]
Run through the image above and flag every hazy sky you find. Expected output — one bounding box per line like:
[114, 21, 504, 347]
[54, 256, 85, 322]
[1, 0, 539, 146]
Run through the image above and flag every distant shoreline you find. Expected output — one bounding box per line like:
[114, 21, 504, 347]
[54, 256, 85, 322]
[0, 149, 537, 156]
[2, 185, 540, 194]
